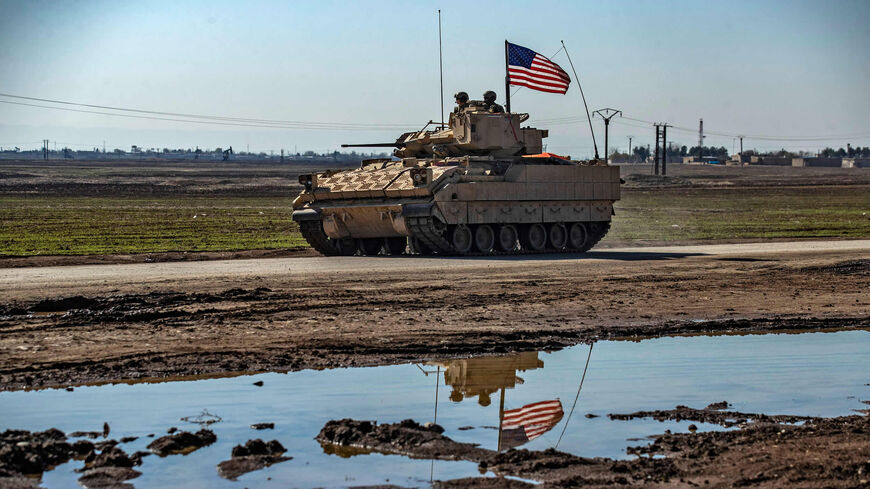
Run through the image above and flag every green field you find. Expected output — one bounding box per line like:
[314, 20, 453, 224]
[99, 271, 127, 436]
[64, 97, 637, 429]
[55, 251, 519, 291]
[0, 196, 306, 256]
[2, 186, 868, 256]
[610, 186, 870, 242]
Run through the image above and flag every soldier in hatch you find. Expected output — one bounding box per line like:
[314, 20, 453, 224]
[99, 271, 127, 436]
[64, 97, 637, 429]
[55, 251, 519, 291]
[453, 91, 469, 113]
[483, 90, 505, 113]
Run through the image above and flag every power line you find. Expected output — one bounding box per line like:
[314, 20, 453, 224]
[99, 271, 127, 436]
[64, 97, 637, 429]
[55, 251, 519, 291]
[0, 92, 415, 131]
[538, 112, 870, 142]
[618, 115, 870, 142]
[4, 91, 869, 143]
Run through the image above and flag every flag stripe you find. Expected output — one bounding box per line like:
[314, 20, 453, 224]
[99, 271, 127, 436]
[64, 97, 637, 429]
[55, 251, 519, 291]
[504, 399, 562, 413]
[530, 58, 570, 80]
[504, 406, 563, 421]
[500, 399, 563, 450]
[509, 81, 569, 94]
[504, 412, 564, 429]
[504, 399, 562, 412]
[508, 66, 570, 85]
[503, 400, 564, 429]
[507, 71, 570, 90]
[504, 407, 562, 422]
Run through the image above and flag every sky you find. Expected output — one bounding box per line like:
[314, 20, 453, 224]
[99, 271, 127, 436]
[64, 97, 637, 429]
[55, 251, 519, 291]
[1, 0, 869, 157]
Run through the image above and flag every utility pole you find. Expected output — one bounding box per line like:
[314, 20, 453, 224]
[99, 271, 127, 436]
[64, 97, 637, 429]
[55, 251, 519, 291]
[627, 136, 633, 162]
[738, 135, 744, 159]
[662, 124, 670, 176]
[697, 118, 705, 162]
[653, 124, 660, 175]
[43, 139, 48, 160]
[661, 125, 670, 175]
[592, 108, 622, 163]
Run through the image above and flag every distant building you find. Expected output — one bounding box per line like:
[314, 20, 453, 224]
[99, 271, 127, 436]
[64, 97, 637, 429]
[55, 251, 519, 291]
[791, 157, 842, 168]
[842, 158, 870, 168]
[749, 156, 791, 166]
[682, 156, 726, 165]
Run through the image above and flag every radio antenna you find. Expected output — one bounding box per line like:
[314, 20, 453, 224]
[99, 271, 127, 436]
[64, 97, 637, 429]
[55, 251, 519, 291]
[561, 40, 599, 160]
[438, 10, 445, 129]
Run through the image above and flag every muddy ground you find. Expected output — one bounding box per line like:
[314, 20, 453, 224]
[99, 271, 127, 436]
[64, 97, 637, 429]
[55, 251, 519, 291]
[317, 409, 870, 489]
[1, 248, 868, 391]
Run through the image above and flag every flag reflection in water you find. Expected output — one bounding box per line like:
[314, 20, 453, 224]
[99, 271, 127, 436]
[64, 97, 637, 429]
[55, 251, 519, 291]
[427, 351, 563, 451]
[499, 399, 564, 451]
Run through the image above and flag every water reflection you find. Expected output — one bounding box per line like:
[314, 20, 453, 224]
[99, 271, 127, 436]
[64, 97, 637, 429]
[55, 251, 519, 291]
[433, 351, 572, 452]
[423, 348, 587, 452]
[1, 331, 867, 489]
[428, 351, 544, 407]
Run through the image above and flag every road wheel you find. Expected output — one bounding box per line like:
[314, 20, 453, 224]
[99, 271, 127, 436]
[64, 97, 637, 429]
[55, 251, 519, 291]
[357, 238, 382, 256]
[548, 223, 568, 250]
[383, 237, 407, 255]
[473, 225, 495, 253]
[496, 224, 518, 252]
[449, 225, 473, 254]
[520, 223, 547, 252]
[568, 222, 588, 250]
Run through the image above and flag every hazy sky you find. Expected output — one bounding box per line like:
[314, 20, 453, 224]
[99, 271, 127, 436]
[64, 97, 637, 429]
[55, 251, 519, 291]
[1, 0, 869, 156]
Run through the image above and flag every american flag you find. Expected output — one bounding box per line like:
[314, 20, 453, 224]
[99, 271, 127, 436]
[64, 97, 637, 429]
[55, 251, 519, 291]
[507, 42, 571, 94]
[499, 399, 564, 451]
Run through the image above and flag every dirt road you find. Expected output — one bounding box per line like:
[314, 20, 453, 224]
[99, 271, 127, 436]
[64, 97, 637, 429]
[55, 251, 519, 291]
[3, 240, 869, 300]
[1, 240, 869, 390]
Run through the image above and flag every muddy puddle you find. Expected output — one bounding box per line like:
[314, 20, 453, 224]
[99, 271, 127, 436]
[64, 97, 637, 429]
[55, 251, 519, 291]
[1, 330, 868, 488]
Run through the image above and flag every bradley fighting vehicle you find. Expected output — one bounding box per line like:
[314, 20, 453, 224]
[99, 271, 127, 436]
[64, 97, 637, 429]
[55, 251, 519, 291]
[291, 101, 620, 256]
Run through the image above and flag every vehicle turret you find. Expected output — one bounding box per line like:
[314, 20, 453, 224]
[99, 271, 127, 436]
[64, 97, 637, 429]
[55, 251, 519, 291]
[341, 104, 548, 159]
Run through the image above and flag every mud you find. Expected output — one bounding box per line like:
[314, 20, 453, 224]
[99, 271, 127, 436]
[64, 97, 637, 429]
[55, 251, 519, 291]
[0, 428, 146, 489]
[2, 247, 869, 391]
[317, 419, 491, 462]
[76, 445, 142, 489]
[317, 414, 870, 488]
[216, 439, 291, 480]
[76, 466, 141, 489]
[0, 428, 75, 477]
[608, 401, 813, 427]
[0, 312, 866, 391]
[434, 479, 536, 488]
[146, 429, 216, 456]
[802, 258, 870, 276]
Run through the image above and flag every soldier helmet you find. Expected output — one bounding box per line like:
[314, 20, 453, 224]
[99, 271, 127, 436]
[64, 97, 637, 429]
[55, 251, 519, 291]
[483, 90, 497, 102]
[454, 91, 469, 103]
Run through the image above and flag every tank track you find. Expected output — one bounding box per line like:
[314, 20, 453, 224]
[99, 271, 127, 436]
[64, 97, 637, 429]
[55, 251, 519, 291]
[298, 220, 342, 256]
[406, 216, 453, 254]
[580, 221, 610, 253]
[300, 216, 610, 257]
[406, 217, 611, 256]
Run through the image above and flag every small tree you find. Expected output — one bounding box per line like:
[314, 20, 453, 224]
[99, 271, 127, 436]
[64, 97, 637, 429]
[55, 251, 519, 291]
[632, 145, 650, 161]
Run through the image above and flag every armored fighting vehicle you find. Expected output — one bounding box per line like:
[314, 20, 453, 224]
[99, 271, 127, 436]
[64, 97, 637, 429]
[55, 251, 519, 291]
[291, 102, 620, 256]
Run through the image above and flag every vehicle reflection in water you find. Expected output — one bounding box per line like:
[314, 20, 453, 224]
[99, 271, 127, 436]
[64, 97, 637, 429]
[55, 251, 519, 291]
[429, 351, 544, 407]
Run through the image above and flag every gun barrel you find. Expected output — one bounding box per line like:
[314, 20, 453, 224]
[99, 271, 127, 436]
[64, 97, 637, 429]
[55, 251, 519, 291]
[341, 143, 404, 148]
